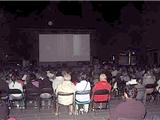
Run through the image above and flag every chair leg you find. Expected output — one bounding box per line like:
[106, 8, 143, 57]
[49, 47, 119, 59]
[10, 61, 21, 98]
[92, 102, 95, 111]
[75, 104, 78, 115]
[55, 103, 59, 116]
[69, 105, 73, 115]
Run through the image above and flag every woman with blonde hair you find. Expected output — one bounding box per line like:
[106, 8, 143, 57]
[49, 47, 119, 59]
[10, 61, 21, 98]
[55, 74, 75, 115]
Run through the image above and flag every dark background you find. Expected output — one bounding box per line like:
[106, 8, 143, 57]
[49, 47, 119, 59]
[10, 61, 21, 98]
[0, 1, 159, 66]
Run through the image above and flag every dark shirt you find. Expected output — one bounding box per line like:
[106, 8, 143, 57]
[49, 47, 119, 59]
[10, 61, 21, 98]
[110, 99, 145, 120]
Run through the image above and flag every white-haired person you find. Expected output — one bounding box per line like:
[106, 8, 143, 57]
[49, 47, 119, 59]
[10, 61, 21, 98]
[55, 74, 75, 116]
[91, 73, 112, 108]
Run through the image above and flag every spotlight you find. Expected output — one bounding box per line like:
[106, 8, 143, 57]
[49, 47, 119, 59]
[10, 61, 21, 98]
[48, 21, 53, 26]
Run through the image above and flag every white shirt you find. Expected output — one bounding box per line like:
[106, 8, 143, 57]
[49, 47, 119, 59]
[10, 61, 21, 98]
[51, 76, 64, 93]
[143, 74, 156, 85]
[56, 81, 75, 105]
[9, 81, 23, 97]
[75, 80, 91, 102]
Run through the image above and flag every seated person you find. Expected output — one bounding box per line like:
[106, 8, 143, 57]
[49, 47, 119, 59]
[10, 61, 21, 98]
[39, 77, 52, 107]
[8, 75, 24, 108]
[135, 79, 145, 102]
[143, 70, 156, 95]
[8, 75, 23, 100]
[75, 72, 91, 113]
[92, 73, 112, 102]
[55, 74, 75, 115]
[110, 86, 146, 120]
[49, 71, 64, 94]
[28, 73, 39, 88]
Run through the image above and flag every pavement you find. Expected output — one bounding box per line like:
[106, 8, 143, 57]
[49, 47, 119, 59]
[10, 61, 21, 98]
[9, 98, 160, 120]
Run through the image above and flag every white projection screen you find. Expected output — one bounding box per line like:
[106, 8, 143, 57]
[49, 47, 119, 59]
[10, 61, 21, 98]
[39, 34, 90, 62]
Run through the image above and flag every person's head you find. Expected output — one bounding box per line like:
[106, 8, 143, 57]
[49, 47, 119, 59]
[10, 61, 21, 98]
[61, 70, 68, 76]
[11, 74, 18, 83]
[46, 70, 55, 79]
[64, 74, 71, 81]
[56, 71, 62, 76]
[99, 73, 107, 81]
[79, 72, 87, 81]
[124, 86, 137, 99]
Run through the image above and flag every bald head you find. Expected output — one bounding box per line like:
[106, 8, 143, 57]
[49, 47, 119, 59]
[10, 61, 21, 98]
[99, 74, 107, 81]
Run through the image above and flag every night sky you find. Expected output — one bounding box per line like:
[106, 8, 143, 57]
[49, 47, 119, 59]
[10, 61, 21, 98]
[0, 1, 144, 23]
[0, 1, 159, 63]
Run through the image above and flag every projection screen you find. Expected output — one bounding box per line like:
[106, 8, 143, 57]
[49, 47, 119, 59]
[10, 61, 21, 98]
[39, 34, 90, 62]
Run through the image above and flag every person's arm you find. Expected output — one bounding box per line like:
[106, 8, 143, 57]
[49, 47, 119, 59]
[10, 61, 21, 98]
[91, 84, 96, 100]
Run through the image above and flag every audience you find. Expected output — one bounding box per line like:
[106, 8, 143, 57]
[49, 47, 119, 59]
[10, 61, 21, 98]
[1, 60, 160, 119]
[135, 79, 145, 102]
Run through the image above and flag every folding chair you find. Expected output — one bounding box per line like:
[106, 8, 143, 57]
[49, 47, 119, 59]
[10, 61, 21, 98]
[39, 79, 53, 109]
[8, 89, 25, 109]
[25, 84, 40, 110]
[91, 89, 111, 112]
[75, 90, 90, 115]
[55, 92, 74, 116]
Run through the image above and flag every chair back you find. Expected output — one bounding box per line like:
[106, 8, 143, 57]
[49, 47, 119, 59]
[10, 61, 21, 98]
[92, 89, 110, 102]
[25, 81, 40, 94]
[57, 92, 74, 105]
[39, 79, 53, 95]
[75, 90, 90, 103]
[9, 89, 23, 95]
[57, 92, 74, 97]
[76, 90, 90, 95]
[25, 84, 40, 100]
[94, 89, 110, 95]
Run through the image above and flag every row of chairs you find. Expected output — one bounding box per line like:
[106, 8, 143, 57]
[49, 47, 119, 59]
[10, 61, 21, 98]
[55, 89, 111, 116]
[0, 79, 54, 110]
[1, 87, 54, 110]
